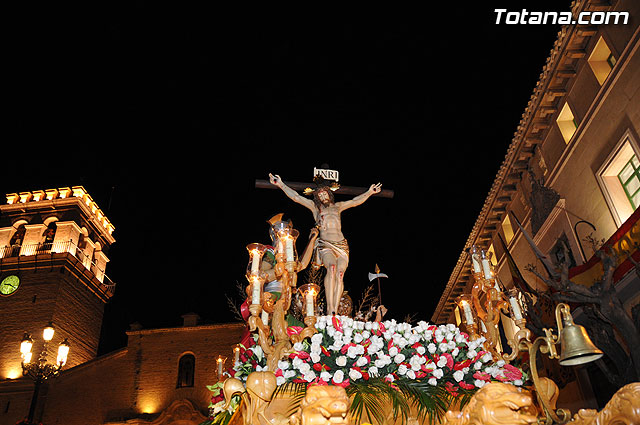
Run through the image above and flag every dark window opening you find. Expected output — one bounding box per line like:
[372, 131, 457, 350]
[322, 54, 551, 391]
[176, 354, 195, 388]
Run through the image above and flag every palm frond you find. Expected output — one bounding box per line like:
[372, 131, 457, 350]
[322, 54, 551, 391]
[394, 379, 451, 425]
[346, 380, 387, 425]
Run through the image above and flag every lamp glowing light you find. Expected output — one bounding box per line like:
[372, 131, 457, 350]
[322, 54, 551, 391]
[57, 339, 70, 366]
[43, 322, 55, 342]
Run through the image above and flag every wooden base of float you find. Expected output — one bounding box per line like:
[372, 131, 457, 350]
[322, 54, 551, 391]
[219, 372, 640, 425]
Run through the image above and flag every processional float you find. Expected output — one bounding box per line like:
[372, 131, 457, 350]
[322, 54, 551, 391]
[201, 172, 639, 425]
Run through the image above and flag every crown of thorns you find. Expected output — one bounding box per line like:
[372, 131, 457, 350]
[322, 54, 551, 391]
[303, 175, 340, 195]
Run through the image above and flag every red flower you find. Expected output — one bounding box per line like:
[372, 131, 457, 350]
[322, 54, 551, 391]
[442, 353, 454, 369]
[320, 345, 331, 356]
[287, 326, 303, 336]
[289, 351, 310, 360]
[473, 371, 491, 382]
[445, 382, 459, 396]
[313, 363, 330, 372]
[503, 364, 523, 381]
[454, 359, 472, 371]
[333, 378, 350, 388]
[459, 381, 475, 390]
[332, 316, 343, 333]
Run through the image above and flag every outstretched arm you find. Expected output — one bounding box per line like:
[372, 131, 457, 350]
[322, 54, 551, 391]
[338, 183, 382, 211]
[269, 173, 315, 211]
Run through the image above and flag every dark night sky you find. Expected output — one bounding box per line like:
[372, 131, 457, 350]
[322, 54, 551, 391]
[4, 3, 568, 354]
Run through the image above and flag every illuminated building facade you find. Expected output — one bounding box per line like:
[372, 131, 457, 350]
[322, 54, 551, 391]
[433, 0, 639, 412]
[0, 187, 243, 425]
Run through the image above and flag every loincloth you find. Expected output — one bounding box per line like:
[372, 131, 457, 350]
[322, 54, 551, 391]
[315, 238, 349, 265]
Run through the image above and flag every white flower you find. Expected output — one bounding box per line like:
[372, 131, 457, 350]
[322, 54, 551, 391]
[409, 356, 422, 371]
[453, 370, 464, 382]
[482, 352, 492, 362]
[311, 333, 323, 345]
[253, 345, 263, 360]
[437, 357, 447, 368]
[293, 342, 304, 351]
[310, 352, 321, 363]
[336, 356, 347, 367]
[428, 343, 437, 354]
[435, 333, 444, 343]
[467, 349, 477, 359]
[276, 376, 286, 386]
[406, 370, 416, 379]
[256, 365, 264, 372]
[428, 378, 438, 386]
[385, 374, 395, 382]
[356, 356, 368, 367]
[397, 364, 408, 375]
[316, 320, 326, 330]
[496, 360, 505, 367]
[320, 371, 332, 382]
[389, 346, 399, 357]
[394, 354, 405, 364]
[447, 324, 456, 332]
[278, 360, 290, 370]
[438, 343, 449, 353]
[349, 368, 362, 381]
[347, 345, 359, 358]
[451, 348, 459, 357]
[284, 370, 296, 379]
[292, 357, 303, 368]
[474, 379, 486, 388]
[432, 368, 443, 379]
[365, 321, 372, 330]
[416, 346, 426, 355]
[304, 371, 317, 382]
[474, 361, 483, 370]
[375, 358, 386, 369]
[353, 333, 364, 344]
[298, 362, 311, 374]
[333, 370, 345, 384]
[513, 379, 523, 386]
[368, 366, 379, 377]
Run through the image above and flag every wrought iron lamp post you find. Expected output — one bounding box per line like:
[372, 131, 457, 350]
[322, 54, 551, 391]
[19, 322, 70, 424]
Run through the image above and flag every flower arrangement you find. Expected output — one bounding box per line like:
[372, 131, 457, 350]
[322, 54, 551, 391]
[206, 316, 527, 424]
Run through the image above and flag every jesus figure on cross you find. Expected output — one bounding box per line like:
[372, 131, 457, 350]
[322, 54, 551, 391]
[269, 173, 382, 315]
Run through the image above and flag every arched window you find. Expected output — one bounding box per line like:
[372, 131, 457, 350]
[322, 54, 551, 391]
[176, 354, 195, 388]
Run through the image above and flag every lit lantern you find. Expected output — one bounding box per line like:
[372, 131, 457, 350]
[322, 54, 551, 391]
[508, 289, 524, 321]
[43, 322, 55, 342]
[233, 346, 241, 365]
[20, 333, 33, 360]
[270, 219, 299, 263]
[456, 294, 475, 326]
[246, 243, 268, 278]
[299, 283, 321, 317]
[246, 243, 268, 306]
[57, 338, 70, 366]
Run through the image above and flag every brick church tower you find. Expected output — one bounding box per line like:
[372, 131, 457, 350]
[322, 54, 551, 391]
[0, 186, 116, 379]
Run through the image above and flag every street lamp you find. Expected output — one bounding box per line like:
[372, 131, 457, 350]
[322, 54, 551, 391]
[19, 322, 71, 424]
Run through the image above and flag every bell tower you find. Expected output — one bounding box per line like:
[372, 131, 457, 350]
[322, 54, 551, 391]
[0, 186, 116, 379]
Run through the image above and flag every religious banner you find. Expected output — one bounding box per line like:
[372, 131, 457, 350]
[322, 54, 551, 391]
[569, 207, 640, 287]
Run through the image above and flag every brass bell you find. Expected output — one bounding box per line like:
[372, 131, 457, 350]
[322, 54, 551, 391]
[558, 318, 603, 366]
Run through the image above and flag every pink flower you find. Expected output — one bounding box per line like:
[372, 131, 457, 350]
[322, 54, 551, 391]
[503, 364, 523, 381]
[454, 359, 471, 371]
[441, 353, 454, 369]
[459, 381, 475, 390]
[473, 371, 491, 382]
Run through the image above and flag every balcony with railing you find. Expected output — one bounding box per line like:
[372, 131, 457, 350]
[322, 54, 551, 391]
[0, 240, 116, 297]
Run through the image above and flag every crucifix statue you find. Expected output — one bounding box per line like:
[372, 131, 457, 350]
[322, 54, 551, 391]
[265, 168, 385, 315]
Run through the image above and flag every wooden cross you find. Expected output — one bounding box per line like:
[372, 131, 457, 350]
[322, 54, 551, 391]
[254, 166, 395, 199]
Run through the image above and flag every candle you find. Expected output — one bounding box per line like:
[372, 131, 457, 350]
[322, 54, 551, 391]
[233, 347, 240, 365]
[510, 297, 523, 320]
[481, 251, 492, 280]
[261, 310, 269, 326]
[471, 247, 482, 273]
[250, 250, 260, 274]
[285, 237, 294, 262]
[251, 277, 261, 305]
[306, 290, 315, 316]
[461, 302, 474, 325]
[217, 357, 223, 377]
